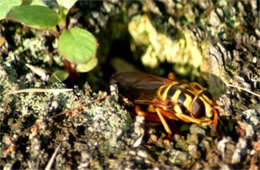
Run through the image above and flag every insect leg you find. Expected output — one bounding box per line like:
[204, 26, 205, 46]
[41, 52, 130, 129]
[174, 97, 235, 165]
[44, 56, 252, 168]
[155, 107, 180, 121]
[212, 107, 219, 127]
[189, 82, 204, 90]
[187, 82, 205, 95]
[135, 105, 161, 122]
[175, 112, 212, 124]
[155, 108, 172, 136]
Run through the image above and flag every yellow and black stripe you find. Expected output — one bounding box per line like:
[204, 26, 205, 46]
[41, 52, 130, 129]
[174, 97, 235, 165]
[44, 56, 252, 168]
[157, 82, 214, 119]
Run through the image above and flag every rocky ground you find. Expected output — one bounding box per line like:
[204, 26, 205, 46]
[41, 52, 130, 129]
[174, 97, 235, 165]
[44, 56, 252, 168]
[0, 0, 259, 169]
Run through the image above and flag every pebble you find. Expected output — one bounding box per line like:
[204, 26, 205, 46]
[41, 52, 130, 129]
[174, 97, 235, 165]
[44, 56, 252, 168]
[217, 137, 230, 156]
[109, 84, 119, 102]
[245, 124, 254, 138]
[133, 116, 145, 148]
[190, 134, 199, 144]
[220, 163, 231, 170]
[242, 109, 259, 126]
[231, 138, 247, 164]
[190, 124, 206, 136]
[137, 150, 148, 158]
[188, 144, 201, 159]
[168, 149, 191, 168]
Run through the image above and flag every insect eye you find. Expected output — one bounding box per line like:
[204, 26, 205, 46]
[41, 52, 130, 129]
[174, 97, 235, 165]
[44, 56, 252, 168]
[191, 98, 205, 118]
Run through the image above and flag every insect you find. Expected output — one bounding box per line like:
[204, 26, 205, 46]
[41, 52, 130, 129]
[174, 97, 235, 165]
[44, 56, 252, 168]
[111, 72, 219, 136]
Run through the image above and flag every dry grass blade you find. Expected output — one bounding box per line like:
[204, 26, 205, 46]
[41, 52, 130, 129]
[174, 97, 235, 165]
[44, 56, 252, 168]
[226, 83, 260, 98]
[9, 88, 73, 94]
[45, 144, 61, 170]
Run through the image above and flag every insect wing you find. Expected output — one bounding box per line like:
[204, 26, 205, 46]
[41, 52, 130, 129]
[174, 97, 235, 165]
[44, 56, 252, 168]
[111, 72, 172, 103]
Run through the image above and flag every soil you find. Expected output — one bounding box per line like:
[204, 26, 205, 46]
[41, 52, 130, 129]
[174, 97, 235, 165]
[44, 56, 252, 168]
[0, 0, 259, 169]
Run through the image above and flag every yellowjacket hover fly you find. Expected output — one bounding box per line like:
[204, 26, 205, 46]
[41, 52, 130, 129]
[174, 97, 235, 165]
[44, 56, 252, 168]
[111, 72, 219, 136]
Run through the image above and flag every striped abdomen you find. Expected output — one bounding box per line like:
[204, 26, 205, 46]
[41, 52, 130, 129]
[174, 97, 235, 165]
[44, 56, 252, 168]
[157, 82, 215, 119]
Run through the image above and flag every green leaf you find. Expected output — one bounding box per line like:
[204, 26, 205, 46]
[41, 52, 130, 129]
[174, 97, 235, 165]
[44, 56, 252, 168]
[49, 69, 69, 82]
[22, 0, 47, 6]
[180, 124, 190, 132]
[76, 57, 98, 72]
[58, 27, 97, 63]
[0, 0, 22, 20]
[6, 5, 59, 29]
[57, 0, 77, 10]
